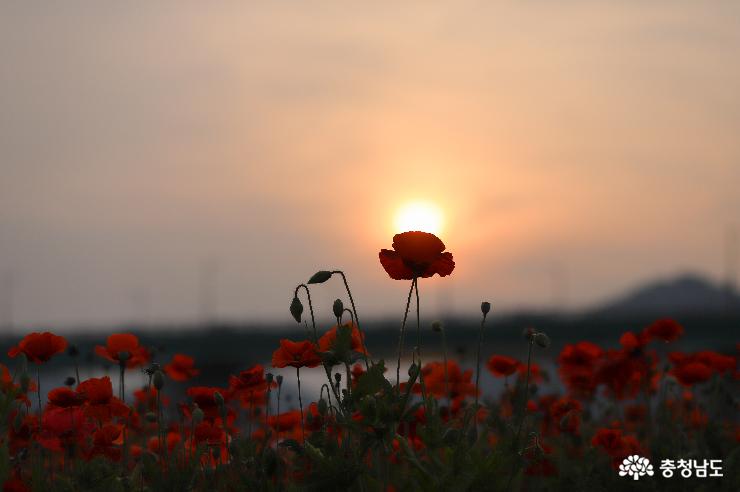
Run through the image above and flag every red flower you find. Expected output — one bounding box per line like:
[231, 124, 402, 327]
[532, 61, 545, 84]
[76, 377, 129, 421]
[591, 427, 643, 468]
[549, 397, 582, 435]
[420, 361, 477, 400]
[229, 364, 269, 393]
[558, 342, 603, 398]
[271, 339, 321, 369]
[47, 387, 85, 409]
[379, 231, 455, 280]
[267, 410, 303, 432]
[318, 322, 369, 355]
[672, 361, 713, 386]
[8, 332, 67, 364]
[94, 333, 149, 368]
[486, 355, 519, 377]
[645, 318, 684, 343]
[164, 354, 199, 381]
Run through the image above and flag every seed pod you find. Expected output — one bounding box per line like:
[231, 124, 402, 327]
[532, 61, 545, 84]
[408, 363, 419, 378]
[481, 302, 491, 315]
[152, 370, 165, 390]
[67, 345, 79, 357]
[534, 332, 550, 348]
[290, 296, 303, 323]
[117, 351, 131, 362]
[276, 375, 284, 387]
[334, 372, 342, 383]
[431, 320, 443, 332]
[265, 373, 274, 386]
[64, 376, 76, 387]
[332, 299, 344, 319]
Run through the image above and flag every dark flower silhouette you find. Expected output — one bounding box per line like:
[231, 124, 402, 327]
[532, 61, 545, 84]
[379, 231, 455, 280]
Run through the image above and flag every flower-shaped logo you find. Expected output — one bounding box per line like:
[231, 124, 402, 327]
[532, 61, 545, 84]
[619, 455, 654, 481]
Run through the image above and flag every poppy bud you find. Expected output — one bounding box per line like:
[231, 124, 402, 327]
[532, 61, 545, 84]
[64, 376, 76, 387]
[334, 372, 342, 383]
[152, 370, 165, 390]
[276, 375, 284, 387]
[534, 332, 550, 348]
[481, 302, 491, 315]
[318, 398, 328, 416]
[333, 299, 344, 319]
[214, 391, 225, 407]
[266, 373, 274, 386]
[431, 320, 443, 333]
[192, 406, 204, 424]
[308, 271, 333, 284]
[290, 296, 303, 323]
[145, 412, 157, 423]
[522, 327, 536, 342]
[118, 351, 131, 362]
[67, 345, 79, 357]
[408, 363, 419, 378]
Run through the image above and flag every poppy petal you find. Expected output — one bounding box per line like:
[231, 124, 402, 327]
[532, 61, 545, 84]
[379, 249, 414, 280]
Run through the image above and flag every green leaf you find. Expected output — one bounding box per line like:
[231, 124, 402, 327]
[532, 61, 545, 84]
[308, 271, 333, 284]
[353, 361, 392, 400]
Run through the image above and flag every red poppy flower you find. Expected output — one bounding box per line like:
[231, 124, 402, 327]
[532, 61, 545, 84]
[47, 387, 85, 409]
[164, 354, 199, 381]
[379, 231, 455, 280]
[318, 322, 369, 355]
[267, 410, 303, 432]
[487, 355, 520, 377]
[8, 332, 67, 364]
[419, 361, 477, 400]
[645, 318, 684, 343]
[229, 364, 269, 394]
[591, 427, 643, 468]
[76, 377, 129, 421]
[94, 333, 149, 368]
[271, 339, 322, 369]
[672, 361, 712, 386]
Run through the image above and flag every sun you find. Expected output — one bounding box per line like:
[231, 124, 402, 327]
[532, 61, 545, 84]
[394, 202, 443, 235]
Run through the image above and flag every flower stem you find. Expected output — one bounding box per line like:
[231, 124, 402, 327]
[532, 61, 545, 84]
[332, 271, 370, 370]
[396, 278, 417, 389]
[296, 367, 305, 443]
[295, 284, 317, 343]
[474, 309, 489, 415]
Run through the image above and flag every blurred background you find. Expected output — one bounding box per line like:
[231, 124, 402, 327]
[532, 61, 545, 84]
[1, 2, 738, 395]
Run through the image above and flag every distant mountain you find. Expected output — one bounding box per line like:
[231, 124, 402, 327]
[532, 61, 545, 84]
[589, 273, 739, 317]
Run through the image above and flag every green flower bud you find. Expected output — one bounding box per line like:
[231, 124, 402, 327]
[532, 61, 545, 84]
[214, 391, 225, 407]
[152, 370, 165, 390]
[534, 332, 550, 348]
[308, 271, 332, 284]
[290, 296, 303, 323]
[481, 302, 491, 315]
[332, 299, 344, 319]
[431, 320, 443, 332]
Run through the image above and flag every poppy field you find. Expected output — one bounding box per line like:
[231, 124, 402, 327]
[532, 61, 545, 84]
[1, 231, 738, 491]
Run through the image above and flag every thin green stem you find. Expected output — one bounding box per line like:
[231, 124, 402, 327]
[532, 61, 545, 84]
[396, 278, 417, 389]
[295, 284, 317, 343]
[296, 367, 305, 443]
[474, 310, 489, 414]
[332, 271, 370, 370]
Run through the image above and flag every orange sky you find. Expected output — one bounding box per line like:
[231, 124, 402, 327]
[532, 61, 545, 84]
[1, 2, 739, 328]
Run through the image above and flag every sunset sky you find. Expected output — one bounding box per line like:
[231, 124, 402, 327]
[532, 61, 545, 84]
[1, 1, 739, 328]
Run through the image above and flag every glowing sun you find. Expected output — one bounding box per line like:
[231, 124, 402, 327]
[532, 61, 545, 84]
[394, 202, 443, 235]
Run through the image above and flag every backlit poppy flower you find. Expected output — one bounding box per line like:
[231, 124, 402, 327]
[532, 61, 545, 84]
[318, 322, 369, 355]
[645, 318, 684, 343]
[87, 424, 123, 462]
[558, 341, 603, 397]
[379, 231, 455, 280]
[94, 333, 149, 368]
[486, 355, 519, 377]
[271, 339, 321, 369]
[549, 397, 582, 435]
[164, 354, 199, 381]
[8, 332, 67, 364]
[591, 427, 643, 468]
[267, 410, 303, 432]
